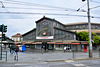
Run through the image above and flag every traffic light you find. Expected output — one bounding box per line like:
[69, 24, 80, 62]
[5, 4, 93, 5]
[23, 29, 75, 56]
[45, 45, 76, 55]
[0, 25, 3, 32]
[4, 25, 7, 32]
[2, 34, 7, 41]
[0, 24, 7, 32]
[82, 0, 85, 1]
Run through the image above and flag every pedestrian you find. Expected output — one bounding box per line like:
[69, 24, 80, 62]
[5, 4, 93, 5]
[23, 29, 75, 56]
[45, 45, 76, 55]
[64, 46, 67, 52]
[10, 45, 13, 54]
[11, 45, 15, 54]
[14, 45, 19, 61]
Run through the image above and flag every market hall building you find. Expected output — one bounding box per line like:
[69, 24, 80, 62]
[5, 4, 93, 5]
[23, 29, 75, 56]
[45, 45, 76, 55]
[21, 16, 88, 51]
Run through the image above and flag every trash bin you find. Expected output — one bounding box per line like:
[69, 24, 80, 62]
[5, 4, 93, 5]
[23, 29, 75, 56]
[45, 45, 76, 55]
[22, 45, 25, 51]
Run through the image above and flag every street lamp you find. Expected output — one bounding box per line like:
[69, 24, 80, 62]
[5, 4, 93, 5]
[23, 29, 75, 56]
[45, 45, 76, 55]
[82, 0, 93, 58]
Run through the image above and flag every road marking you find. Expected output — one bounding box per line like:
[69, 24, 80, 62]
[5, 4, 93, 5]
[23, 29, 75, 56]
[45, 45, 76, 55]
[15, 63, 30, 66]
[73, 64, 85, 66]
[86, 66, 90, 67]
[65, 60, 75, 63]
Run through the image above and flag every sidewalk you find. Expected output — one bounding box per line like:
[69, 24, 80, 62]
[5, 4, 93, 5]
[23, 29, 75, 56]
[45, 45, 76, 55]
[0, 49, 100, 63]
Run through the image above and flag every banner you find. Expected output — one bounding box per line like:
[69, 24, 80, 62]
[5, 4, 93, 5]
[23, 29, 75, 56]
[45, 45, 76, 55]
[36, 36, 53, 39]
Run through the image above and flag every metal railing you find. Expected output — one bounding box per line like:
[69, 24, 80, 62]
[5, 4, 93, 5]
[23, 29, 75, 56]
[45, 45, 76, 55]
[0, 51, 7, 61]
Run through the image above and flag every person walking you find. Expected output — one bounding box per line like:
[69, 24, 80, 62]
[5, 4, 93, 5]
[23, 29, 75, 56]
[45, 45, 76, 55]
[10, 45, 14, 54]
[64, 46, 67, 52]
[14, 45, 19, 61]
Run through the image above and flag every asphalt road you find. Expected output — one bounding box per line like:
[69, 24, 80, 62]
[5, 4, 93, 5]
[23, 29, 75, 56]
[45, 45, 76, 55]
[0, 59, 100, 67]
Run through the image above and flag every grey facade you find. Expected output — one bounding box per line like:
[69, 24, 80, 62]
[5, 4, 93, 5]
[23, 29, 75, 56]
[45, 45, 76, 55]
[66, 23, 100, 30]
[35, 16, 76, 40]
[21, 16, 77, 50]
[22, 16, 76, 41]
[22, 28, 36, 41]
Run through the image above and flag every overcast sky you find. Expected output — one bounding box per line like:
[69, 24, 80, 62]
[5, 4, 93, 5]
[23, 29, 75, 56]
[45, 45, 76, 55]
[0, 0, 100, 38]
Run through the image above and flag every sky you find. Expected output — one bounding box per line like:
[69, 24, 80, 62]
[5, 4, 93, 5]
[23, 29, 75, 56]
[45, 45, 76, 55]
[0, 0, 100, 38]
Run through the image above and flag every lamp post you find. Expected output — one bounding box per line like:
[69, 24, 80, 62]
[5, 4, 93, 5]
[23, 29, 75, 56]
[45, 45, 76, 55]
[82, 0, 93, 58]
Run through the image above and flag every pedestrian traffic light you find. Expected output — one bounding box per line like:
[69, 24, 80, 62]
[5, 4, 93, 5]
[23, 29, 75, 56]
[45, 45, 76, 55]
[2, 34, 7, 41]
[82, 0, 86, 2]
[4, 25, 7, 32]
[0, 25, 3, 32]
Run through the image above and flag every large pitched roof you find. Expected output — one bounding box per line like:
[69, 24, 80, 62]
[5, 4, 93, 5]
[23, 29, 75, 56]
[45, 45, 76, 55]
[22, 28, 36, 36]
[35, 16, 66, 27]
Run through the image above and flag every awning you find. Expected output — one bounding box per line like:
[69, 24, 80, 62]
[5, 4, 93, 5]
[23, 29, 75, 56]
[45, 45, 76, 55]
[70, 43, 80, 45]
[15, 42, 22, 45]
[63, 42, 70, 44]
[32, 43, 36, 44]
[47, 42, 55, 44]
[36, 42, 42, 44]
[25, 42, 32, 44]
[81, 42, 88, 44]
[55, 43, 64, 44]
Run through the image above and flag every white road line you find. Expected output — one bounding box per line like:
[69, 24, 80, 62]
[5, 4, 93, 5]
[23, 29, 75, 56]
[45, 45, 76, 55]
[65, 60, 75, 63]
[73, 64, 85, 66]
[15, 63, 30, 66]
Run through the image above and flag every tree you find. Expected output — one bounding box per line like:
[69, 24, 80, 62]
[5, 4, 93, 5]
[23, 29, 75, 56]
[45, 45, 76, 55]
[76, 31, 100, 45]
[76, 31, 89, 41]
[93, 36, 100, 45]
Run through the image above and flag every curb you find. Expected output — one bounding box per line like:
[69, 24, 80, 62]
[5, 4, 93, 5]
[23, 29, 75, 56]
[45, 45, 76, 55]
[0, 60, 6, 63]
[45, 57, 100, 62]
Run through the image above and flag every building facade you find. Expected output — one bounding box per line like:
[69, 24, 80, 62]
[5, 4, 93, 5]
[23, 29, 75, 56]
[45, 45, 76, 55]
[66, 22, 100, 36]
[22, 16, 78, 51]
[15, 17, 100, 51]
[18, 16, 100, 51]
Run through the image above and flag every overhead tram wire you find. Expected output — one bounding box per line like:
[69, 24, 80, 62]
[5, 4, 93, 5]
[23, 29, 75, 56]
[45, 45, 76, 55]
[3, 0, 83, 12]
[91, 1, 100, 4]
[0, 7, 72, 12]
[0, 11, 99, 18]
[67, 3, 87, 15]
[0, 1, 9, 12]
[90, 5, 100, 10]
[4, 0, 74, 10]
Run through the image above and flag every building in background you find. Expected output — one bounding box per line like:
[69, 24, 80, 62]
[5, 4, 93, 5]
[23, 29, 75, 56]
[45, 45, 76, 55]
[65, 22, 100, 36]
[12, 33, 22, 42]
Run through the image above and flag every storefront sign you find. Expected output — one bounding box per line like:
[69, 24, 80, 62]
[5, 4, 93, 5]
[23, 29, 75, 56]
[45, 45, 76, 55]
[36, 36, 53, 39]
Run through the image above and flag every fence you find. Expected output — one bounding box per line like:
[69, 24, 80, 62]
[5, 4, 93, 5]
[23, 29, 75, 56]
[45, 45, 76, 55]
[0, 51, 7, 61]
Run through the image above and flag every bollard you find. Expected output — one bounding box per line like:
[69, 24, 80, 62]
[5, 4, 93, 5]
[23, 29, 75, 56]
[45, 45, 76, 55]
[6, 51, 7, 61]
[72, 50, 75, 59]
[99, 49, 100, 57]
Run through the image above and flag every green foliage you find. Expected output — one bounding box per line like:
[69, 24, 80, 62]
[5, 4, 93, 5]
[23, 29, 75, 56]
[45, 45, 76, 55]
[76, 31, 89, 41]
[76, 31, 100, 45]
[93, 36, 100, 45]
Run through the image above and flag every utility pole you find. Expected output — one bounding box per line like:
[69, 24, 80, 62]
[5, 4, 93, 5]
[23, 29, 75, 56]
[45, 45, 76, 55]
[82, 0, 92, 58]
[87, 0, 93, 58]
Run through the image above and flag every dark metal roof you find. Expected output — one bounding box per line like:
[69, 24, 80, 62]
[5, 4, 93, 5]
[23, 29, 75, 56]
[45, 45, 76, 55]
[35, 16, 66, 27]
[54, 27, 76, 34]
[22, 28, 36, 36]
